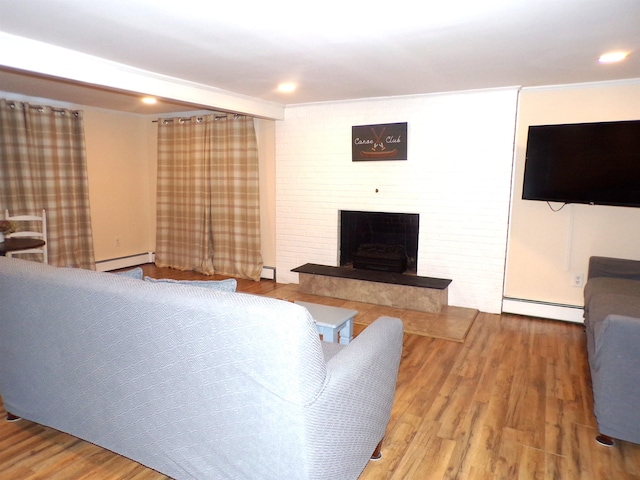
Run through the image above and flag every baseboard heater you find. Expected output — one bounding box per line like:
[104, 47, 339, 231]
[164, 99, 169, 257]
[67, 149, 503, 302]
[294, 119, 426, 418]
[97, 254, 276, 281]
[502, 297, 584, 324]
[95, 252, 155, 272]
[260, 266, 275, 280]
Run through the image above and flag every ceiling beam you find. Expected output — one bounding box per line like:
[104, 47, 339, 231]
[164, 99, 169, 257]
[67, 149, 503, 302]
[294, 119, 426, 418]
[0, 32, 285, 120]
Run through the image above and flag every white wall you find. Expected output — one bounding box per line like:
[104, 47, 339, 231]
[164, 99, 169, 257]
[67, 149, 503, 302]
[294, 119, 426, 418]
[504, 80, 640, 319]
[254, 118, 277, 268]
[275, 88, 519, 313]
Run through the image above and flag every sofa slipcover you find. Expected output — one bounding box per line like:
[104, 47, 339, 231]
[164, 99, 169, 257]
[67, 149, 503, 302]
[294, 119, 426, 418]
[0, 257, 403, 479]
[583, 256, 640, 445]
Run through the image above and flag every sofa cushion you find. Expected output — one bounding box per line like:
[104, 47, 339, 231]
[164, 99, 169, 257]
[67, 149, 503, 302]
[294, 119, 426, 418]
[586, 292, 640, 326]
[585, 292, 640, 363]
[143, 276, 237, 292]
[113, 267, 144, 280]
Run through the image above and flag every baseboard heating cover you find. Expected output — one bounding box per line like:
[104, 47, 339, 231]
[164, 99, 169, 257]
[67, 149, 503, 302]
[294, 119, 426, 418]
[502, 297, 584, 323]
[95, 252, 155, 272]
[97, 255, 276, 282]
[261, 266, 275, 280]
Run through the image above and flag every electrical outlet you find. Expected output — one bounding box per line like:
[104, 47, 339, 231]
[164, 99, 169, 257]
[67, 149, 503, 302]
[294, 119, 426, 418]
[115, 238, 120, 247]
[572, 273, 585, 288]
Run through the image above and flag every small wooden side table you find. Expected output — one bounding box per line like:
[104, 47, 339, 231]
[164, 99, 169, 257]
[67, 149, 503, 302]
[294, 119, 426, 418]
[295, 300, 358, 345]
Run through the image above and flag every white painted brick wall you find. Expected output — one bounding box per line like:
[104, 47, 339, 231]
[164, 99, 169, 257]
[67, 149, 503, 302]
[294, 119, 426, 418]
[275, 89, 519, 313]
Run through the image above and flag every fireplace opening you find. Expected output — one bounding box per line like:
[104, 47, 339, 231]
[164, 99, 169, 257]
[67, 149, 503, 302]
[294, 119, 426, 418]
[354, 243, 408, 273]
[339, 210, 419, 274]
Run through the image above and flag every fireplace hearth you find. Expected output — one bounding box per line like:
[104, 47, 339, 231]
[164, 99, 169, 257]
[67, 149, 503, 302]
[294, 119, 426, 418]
[292, 263, 451, 313]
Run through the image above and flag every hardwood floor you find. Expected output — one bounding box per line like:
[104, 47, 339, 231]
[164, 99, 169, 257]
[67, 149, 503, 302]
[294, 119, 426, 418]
[1, 265, 639, 479]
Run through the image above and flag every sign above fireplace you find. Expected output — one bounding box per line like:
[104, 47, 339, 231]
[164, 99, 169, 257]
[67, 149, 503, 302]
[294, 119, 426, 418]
[352, 122, 407, 161]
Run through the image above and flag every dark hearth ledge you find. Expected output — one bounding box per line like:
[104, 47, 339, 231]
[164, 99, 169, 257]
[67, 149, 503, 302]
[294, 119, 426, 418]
[291, 263, 452, 290]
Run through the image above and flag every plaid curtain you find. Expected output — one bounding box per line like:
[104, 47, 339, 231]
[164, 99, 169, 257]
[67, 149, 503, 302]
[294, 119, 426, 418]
[0, 99, 95, 269]
[156, 114, 263, 281]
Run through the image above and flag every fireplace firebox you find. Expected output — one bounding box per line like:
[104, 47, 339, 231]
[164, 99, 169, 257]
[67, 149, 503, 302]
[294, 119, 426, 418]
[339, 210, 419, 274]
[354, 244, 408, 273]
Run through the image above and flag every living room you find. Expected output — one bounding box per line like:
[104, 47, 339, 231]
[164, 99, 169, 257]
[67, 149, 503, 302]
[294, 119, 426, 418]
[3, 76, 639, 320]
[2, 2, 640, 478]
[2, 3, 639, 322]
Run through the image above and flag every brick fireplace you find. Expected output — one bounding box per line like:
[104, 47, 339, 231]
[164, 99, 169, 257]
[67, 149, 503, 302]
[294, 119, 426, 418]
[289, 209, 453, 313]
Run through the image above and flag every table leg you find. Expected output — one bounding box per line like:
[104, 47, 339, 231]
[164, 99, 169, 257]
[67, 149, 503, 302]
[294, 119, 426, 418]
[316, 324, 327, 339]
[325, 327, 339, 343]
[316, 324, 339, 343]
[339, 318, 354, 345]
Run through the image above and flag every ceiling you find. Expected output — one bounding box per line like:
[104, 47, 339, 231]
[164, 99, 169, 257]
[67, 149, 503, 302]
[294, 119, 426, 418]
[0, 0, 638, 115]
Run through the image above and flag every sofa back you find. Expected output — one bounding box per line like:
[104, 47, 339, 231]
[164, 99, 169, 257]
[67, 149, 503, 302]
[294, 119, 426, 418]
[588, 255, 640, 281]
[0, 257, 327, 479]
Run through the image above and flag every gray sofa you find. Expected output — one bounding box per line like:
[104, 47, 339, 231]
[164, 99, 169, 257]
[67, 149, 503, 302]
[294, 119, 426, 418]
[0, 257, 403, 479]
[583, 256, 640, 445]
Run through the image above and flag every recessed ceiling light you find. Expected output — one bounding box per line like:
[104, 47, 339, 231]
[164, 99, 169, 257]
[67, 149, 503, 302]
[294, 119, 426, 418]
[277, 83, 296, 93]
[142, 97, 157, 104]
[598, 51, 629, 63]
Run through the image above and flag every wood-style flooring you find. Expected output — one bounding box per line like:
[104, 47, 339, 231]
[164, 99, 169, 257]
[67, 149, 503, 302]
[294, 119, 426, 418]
[1, 265, 639, 479]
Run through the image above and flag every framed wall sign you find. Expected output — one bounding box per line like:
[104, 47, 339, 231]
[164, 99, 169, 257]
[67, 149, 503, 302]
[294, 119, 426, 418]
[352, 122, 407, 161]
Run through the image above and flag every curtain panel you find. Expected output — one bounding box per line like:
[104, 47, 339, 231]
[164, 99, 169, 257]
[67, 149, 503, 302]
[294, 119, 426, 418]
[155, 114, 263, 281]
[0, 99, 95, 269]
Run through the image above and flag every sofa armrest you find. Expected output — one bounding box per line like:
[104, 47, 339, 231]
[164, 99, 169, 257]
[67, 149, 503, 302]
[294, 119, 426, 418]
[305, 316, 403, 479]
[588, 256, 640, 281]
[323, 316, 403, 404]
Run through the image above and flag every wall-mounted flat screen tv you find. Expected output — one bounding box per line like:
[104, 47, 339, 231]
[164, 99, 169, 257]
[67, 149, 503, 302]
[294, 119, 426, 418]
[522, 120, 640, 207]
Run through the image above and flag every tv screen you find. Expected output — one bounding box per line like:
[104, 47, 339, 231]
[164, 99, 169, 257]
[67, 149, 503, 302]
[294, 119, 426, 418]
[522, 120, 640, 207]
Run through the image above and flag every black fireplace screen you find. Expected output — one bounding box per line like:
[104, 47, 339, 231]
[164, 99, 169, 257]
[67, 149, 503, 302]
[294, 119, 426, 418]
[339, 210, 419, 273]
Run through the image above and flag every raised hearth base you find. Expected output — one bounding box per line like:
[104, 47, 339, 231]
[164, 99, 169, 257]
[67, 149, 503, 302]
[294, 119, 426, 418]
[292, 263, 451, 313]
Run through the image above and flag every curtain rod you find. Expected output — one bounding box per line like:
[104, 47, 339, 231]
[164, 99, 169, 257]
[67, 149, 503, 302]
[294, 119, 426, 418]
[6, 101, 80, 116]
[152, 113, 247, 124]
